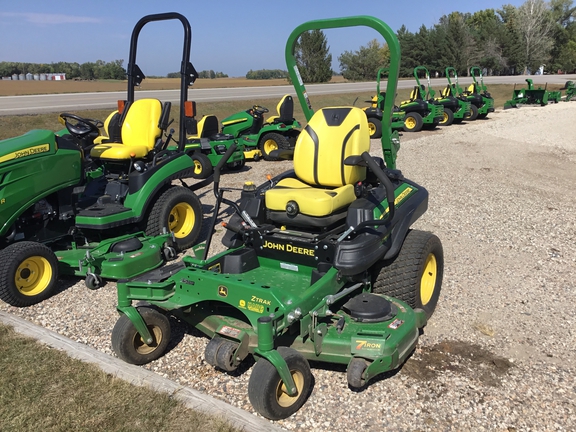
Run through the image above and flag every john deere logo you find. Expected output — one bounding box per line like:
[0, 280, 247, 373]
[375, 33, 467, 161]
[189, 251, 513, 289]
[218, 285, 228, 297]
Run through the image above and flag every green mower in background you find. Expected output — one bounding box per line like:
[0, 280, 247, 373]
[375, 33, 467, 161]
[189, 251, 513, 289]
[462, 66, 495, 119]
[414, 66, 470, 126]
[561, 80, 576, 101]
[504, 78, 562, 109]
[0, 13, 205, 307]
[397, 71, 444, 133]
[219, 95, 302, 161]
[111, 15, 443, 420]
[441, 67, 475, 121]
[362, 67, 406, 138]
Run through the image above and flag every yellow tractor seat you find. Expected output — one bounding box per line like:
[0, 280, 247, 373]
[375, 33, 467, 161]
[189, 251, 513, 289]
[440, 85, 452, 98]
[188, 115, 219, 139]
[90, 98, 162, 160]
[266, 95, 295, 124]
[265, 106, 369, 227]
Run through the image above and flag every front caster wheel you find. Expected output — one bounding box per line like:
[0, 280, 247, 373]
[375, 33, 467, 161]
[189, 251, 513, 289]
[248, 347, 312, 420]
[85, 273, 104, 290]
[111, 307, 171, 365]
[347, 357, 369, 389]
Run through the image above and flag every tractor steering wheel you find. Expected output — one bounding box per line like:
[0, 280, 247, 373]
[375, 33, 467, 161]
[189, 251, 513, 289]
[59, 113, 103, 139]
[252, 105, 269, 114]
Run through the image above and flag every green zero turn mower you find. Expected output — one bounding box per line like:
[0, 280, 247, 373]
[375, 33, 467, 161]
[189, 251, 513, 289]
[504, 78, 562, 109]
[560, 80, 576, 101]
[363, 67, 406, 138]
[220, 95, 302, 161]
[461, 66, 495, 119]
[414, 66, 470, 126]
[110, 15, 443, 420]
[0, 13, 205, 307]
[440, 67, 474, 122]
[398, 71, 444, 133]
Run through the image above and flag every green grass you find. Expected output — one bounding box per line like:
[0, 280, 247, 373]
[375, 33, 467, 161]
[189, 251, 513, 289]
[0, 323, 239, 432]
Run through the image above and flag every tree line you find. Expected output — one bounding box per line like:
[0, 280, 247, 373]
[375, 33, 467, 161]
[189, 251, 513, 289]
[167, 70, 228, 79]
[293, 0, 576, 82]
[0, 60, 126, 80]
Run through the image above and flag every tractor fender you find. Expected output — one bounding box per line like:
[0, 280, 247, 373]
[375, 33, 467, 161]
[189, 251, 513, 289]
[123, 153, 196, 222]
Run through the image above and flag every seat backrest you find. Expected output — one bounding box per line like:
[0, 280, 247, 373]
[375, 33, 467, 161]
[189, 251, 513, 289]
[293, 107, 369, 188]
[410, 85, 422, 101]
[276, 95, 294, 122]
[199, 115, 219, 138]
[121, 99, 163, 150]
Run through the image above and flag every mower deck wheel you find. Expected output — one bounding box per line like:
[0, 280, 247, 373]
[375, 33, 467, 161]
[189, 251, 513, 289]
[145, 186, 202, 251]
[215, 340, 240, 372]
[347, 357, 369, 389]
[371, 229, 443, 320]
[190, 152, 212, 179]
[248, 347, 312, 420]
[0, 241, 59, 307]
[259, 132, 290, 161]
[403, 112, 423, 132]
[111, 307, 171, 365]
[85, 273, 104, 290]
[367, 117, 382, 138]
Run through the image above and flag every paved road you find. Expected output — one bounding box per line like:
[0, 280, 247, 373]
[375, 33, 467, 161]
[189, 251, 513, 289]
[1, 74, 574, 116]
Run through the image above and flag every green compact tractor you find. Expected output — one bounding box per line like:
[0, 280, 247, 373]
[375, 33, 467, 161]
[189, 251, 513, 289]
[398, 72, 444, 133]
[220, 95, 302, 161]
[461, 66, 495, 119]
[0, 13, 205, 307]
[414, 66, 470, 126]
[110, 16, 443, 420]
[561, 80, 576, 101]
[504, 78, 562, 109]
[363, 67, 406, 138]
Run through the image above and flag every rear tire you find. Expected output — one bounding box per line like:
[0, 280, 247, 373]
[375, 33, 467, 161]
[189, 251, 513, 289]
[145, 186, 202, 251]
[403, 112, 423, 132]
[371, 229, 443, 320]
[439, 108, 454, 126]
[259, 132, 290, 161]
[467, 104, 479, 121]
[0, 241, 59, 307]
[367, 117, 382, 138]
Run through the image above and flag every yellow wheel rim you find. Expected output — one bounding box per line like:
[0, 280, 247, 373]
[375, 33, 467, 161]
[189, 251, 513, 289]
[276, 370, 304, 408]
[132, 325, 162, 355]
[441, 112, 448, 124]
[263, 139, 278, 154]
[405, 117, 416, 130]
[193, 159, 203, 174]
[16, 256, 52, 297]
[168, 202, 195, 239]
[420, 253, 437, 305]
[368, 122, 376, 136]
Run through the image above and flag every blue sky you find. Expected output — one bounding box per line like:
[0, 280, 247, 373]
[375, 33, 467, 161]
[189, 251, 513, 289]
[1, 0, 526, 78]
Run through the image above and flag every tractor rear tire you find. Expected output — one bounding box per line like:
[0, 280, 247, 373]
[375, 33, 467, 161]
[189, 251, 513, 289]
[189, 152, 212, 179]
[367, 117, 382, 138]
[439, 108, 454, 126]
[145, 186, 202, 251]
[0, 241, 59, 307]
[248, 347, 312, 420]
[403, 112, 423, 132]
[112, 307, 171, 365]
[259, 133, 290, 161]
[467, 104, 479, 121]
[371, 229, 443, 320]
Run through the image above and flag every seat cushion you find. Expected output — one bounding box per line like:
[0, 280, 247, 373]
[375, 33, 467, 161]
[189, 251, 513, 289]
[265, 178, 356, 217]
[90, 143, 151, 159]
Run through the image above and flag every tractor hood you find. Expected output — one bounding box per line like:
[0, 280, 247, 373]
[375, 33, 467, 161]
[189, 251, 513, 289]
[0, 130, 56, 166]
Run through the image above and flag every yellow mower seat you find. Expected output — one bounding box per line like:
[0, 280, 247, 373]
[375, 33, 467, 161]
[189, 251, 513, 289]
[266, 95, 295, 124]
[265, 107, 369, 220]
[90, 99, 162, 160]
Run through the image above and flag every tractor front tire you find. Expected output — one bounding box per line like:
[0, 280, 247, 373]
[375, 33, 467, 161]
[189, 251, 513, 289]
[403, 112, 423, 132]
[190, 152, 212, 179]
[439, 108, 454, 126]
[259, 133, 290, 161]
[0, 241, 59, 307]
[112, 307, 171, 365]
[371, 229, 443, 320]
[367, 117, 382, 138]
[248, 347, 312, 420]
[145, 186, 202, 251]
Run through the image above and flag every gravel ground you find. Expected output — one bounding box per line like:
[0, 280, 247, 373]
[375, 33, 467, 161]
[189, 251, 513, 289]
[2, 102, 575, 431]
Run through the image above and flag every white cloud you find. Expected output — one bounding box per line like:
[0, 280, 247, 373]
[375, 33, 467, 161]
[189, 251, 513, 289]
[0, 12, 101, 25]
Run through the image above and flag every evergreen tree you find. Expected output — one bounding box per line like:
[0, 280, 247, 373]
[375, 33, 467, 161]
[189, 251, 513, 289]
[338, 39, 390, 81]
[294, 30, 333, 83]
